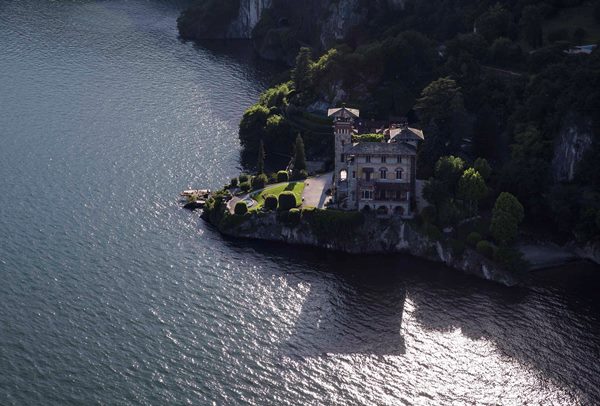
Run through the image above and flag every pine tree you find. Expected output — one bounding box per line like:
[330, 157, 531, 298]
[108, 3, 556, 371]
[257, 140, 265, 174]
[291, 47, 313, 94]
[293, 134, 306, 171]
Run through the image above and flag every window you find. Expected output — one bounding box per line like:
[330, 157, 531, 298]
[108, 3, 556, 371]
[396, 168, 403, 180]
[396, 155, 402, 163]
[352, 171, 356, 179]
[365, 171, 371, 181]
[380, 168, 387, 179]
[382, 156, 387, 163]
[366, 155, 371, 163]
[340, 153, 345, 163]
[339, 170, 348, 181]
[361, 190, 373, 200]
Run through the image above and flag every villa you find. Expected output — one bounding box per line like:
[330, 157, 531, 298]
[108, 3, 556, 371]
[328, 106, 424, 218]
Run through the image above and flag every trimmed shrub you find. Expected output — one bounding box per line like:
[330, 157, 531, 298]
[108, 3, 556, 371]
[234, 201, 248, 216]
[230, 177, 238, 188]
[238, 174, 249, 183]
[277, 170, 289, 183]
[449, 239, 466, 257]
[466, 232, 482, 247]
[291, 169, 308, 181]
[278, 191, 298, 211]
[476, 240, 494, 258]
[268, 173, 277, 184]
[239, 182, 251, 193]
[251, 174, 268, 190]
[264, 194, 278, 211]
[280, 208, 302, 226]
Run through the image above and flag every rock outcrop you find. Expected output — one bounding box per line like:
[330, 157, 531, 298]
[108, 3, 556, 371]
[209, 210, 520, 286]
[552, 113, 593, 182]
[178, 0, 406, 64]
[227, 0, 272, 38]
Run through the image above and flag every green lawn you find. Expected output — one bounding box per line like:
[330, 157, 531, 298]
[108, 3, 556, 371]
[250, 181, 305, 211]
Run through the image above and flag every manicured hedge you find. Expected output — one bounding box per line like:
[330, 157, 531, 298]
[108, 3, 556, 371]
[234, 201, 248, 216]
[277, 170, 289, 183]
[251, 174, 268, 190]
[280, 208, 301, 226]
[264, 195, 278, 211]
[240, 182, 251, 193]
[278, 191, 298, 211]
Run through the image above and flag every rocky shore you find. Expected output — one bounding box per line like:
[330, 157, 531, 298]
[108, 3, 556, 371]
[203, 207, 522, 286]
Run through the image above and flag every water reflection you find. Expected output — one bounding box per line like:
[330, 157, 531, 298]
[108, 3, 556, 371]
[223, 237, 600, 403]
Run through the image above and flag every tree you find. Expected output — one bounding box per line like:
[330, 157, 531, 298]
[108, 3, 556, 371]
[473, 158, 492, 180]
[257, 140, 265, 174]
[292, 47, 313, 94]
[416, 77, 464, 127]
[520, 6, 543, 48]
[490, 192, 524, 244]
[434, 155, 465, 193]
[264, 195, 278, 211]
[251, 174, 268, 190]
[234, 201, 248, 216]
[276, 171, 289, 183]
[475, 4, 512, 43]
[416, 78, 466, 170]
[293, 134, 307, 171]
[458, 168, 487, 215]
[278, 192, 298, 211]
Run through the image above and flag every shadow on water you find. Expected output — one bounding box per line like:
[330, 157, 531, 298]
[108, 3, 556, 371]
[218, 235, 600, 401]
[222, 237, 409, 356]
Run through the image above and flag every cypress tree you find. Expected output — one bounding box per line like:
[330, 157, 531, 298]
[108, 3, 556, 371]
[293, 134, 306, 171]
[257, 140, 265, 174]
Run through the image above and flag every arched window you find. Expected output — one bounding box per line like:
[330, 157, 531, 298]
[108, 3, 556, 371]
[339, 169, 348, 182]
[380, 168, 387, 179]
[395, 168, 403, 180]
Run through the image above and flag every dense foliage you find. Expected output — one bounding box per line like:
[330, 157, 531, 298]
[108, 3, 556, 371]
[182, 0, 600, 244]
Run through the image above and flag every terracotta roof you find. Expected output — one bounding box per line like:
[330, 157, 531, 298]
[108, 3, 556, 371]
[327, 106, 360, 118]
[346, 141, 417, 155]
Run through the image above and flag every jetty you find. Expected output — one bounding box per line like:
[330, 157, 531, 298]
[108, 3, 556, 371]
[181, 189, 211, 210]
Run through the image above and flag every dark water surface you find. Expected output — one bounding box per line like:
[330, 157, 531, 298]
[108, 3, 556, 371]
[1, 1, 600, 404]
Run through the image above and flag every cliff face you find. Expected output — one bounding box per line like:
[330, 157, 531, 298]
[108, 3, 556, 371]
[226, 0, 272, 38]
[210, 211, 520, 286]
[179, 0, 403, 63]
[552, 113, 593, 182]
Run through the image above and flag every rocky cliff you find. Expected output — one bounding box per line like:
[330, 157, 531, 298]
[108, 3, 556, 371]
[178, 0, 405, 63]
[227, 0, 272, 38]
[208, 210, 520, 286]
[552, 113, 594, 182]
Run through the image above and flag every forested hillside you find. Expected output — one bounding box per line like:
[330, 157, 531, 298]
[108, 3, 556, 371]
[179, 0, 600, 244]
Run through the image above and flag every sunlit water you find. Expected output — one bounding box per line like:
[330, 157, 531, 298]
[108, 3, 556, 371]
[1, 1, 599, 404]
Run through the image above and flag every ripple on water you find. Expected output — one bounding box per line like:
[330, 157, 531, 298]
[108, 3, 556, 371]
[1, 0, 600, 405]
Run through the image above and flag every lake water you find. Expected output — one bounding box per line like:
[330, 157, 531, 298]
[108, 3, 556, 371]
[1, 1, 600, 404]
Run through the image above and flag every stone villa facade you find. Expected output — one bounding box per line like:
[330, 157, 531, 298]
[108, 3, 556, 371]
[328, 106, 424, 217]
